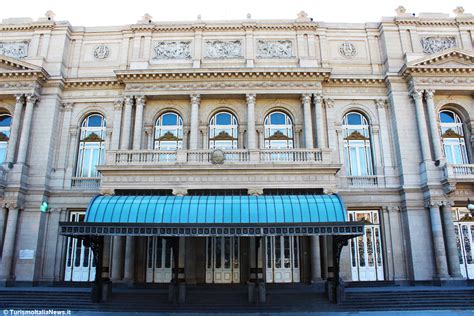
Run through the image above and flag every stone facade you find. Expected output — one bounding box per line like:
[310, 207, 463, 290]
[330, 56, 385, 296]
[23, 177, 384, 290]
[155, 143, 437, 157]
[0, 8, 473, 286]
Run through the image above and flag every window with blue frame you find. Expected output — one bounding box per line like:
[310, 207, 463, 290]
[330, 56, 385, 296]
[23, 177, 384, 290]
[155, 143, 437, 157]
[75, 114, 106, 178]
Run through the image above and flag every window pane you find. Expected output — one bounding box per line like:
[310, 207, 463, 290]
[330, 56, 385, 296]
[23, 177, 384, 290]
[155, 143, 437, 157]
[347, 113, 362, 125]
[0, 115, 12, 127]
[162, 113, 177, 126]
[87, 115, 103, 127]
[0, 143, 7, 165]
[270, 113, 285, 125]
[440, 111, 455, 123]
[216, 113, 231, 125]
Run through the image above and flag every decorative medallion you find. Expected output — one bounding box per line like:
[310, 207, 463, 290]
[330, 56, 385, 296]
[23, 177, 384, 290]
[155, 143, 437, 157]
[256, 40, 292, 58]
[0, 41, 29, 59]
[421, 37, 456, 54]
[339, 42, 357, 58]
[153, 41, 191, 59]
[94, 44, 110, 59]
[205, 40, 242, 59]
[210, 149, 225, 164]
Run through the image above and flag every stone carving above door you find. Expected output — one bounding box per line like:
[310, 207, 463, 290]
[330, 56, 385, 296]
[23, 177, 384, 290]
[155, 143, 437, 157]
[256, 40, 292, 58]
[205, 40, 242, 59]
[0, 41, 29, 59]
[153, 41, 192, 59]
[421, 37, 456, 54]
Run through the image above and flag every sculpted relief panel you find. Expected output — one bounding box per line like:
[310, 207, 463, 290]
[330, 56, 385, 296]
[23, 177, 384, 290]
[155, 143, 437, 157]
[153, 41, 192, 59]
[0, 41, 28, 59]
[205, 40, 242, 59]
[256, 40, 292, 58]
[421, 37, 456, 54]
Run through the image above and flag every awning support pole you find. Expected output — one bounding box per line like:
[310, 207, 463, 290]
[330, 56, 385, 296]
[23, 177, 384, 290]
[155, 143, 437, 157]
[168, 237, 182, 303]
[85, 236, 104, 303]
[332, 235, 350, 304]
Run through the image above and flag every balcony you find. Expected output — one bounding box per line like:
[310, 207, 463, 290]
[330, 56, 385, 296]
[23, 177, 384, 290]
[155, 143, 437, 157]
[107, 148, 332, 166]
[71, 177, 101, 190]
[444, 164, 474, 182]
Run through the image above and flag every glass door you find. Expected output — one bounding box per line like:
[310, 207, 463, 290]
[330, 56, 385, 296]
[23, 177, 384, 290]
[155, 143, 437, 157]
[348, 210, 384, 281]
[146, 237, 173, 283]
[453, 208, 474, 279]
[64, 212, 95, 282]
[206, 237, 240, 283]
[266, 236, 300, 283]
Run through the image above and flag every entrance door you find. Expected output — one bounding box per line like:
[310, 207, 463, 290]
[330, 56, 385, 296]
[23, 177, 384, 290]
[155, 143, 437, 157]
[146, 237, 173, 283]
[453, 208, 474, 279]
[206, 237, 240, 283]
[348, 210, 384, 281]
[64, 212, 95, 281]
[266, 236, 300, 283]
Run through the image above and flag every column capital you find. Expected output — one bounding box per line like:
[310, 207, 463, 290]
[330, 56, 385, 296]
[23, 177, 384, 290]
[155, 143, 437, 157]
[301, 93, 311, 104]
[61, 102, 74, 112]
[246, 93, 256, 104]
[14, 94, 24, 103]
[114, 99, 124, 110]
[124, 95, 133, 105]
[411, 89, 424, 101]
[425, 89, 435, 100]
[314, 92, 322, 102]
[386, 205, 401, 213]
[190, 93, 201, 104]
[135, 95, 146, 105]
[425, 199, 453, 208]
[323, 97, 334, 108]
[25, 93, 39, 104]
[375, 99, 388, 109]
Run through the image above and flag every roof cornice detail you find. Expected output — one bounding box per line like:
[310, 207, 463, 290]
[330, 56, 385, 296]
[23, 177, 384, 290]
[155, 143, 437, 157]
[0, 21, 56, 31]
[393, 17, 474, 26]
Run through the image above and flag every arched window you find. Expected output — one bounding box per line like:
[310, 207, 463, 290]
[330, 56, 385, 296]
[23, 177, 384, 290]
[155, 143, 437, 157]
[264, 111, 294, 149]
[343, 112, 374, 176]
[209, 111, 238, 149]
[0, 114, 12, 164]
[154, 112, 183, 150]
[439, 110, 468, 164]
[76, 114, 106, 178]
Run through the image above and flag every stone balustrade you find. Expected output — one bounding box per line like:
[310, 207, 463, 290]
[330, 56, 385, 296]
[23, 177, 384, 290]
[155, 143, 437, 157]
[71, 177, 101, 189]
[444, 163, 474, 181]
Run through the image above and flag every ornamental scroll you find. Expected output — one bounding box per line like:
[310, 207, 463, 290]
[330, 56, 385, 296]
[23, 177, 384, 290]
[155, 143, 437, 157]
[421, 37, 456, 54]
[0, 41, 29, 59]
[153, 41, 192, 59]
[205, 40, 242, 59]
[256, 40, 292, 58]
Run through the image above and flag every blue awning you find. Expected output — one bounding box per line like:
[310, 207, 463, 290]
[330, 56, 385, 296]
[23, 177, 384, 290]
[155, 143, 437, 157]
[85, 194, 347, 224]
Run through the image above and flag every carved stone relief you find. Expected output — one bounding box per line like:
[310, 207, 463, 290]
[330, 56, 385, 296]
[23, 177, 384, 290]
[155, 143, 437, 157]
[421, 37, 456, 54]
[205, 40, 242, 59]
[94, 44, 110, 59]
[256, 40, 292, 58]
[339, 42, 357, 58]
[153, 41, 191, 59]
[0, 41, 29, 59]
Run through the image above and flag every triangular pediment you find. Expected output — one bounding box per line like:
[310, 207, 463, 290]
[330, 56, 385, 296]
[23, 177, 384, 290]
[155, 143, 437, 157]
[406, 48, 474, 69]
[0, 55, 42, 72]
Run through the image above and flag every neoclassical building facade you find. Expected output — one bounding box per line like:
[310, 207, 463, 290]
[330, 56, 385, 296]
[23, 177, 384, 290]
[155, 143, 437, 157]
[0, 7, 473, 296]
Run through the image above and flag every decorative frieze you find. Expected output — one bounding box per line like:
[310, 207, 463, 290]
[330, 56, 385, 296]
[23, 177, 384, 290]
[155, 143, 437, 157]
[93, 44, 110, 59]
[256, 40, 292, 58]
[205, 40, 242, 59]
[152, 41, 191, 59]
[421, 37, 456, 54]
[339, 42, 357, 58]
[0, 41, 28, 59]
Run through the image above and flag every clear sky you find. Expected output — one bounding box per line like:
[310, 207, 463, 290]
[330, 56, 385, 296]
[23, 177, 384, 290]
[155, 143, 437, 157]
[1, 0, 473, 26]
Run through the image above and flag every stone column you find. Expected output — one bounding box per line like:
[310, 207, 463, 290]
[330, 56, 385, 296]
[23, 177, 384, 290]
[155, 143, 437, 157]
[257, 127, 264, 149]
[56, 103, 74, 171]
[5, 95, 24, 165]
[441, 202, 463, 278]
[0, 206, 6, 252]
[302, 93, 314, 148]
[110, 99, 123, 150]
[375, 99, 392, 171]
[120, 96, 133, 150]
[314, 93, 325, 148]
[428, 201, 450, 279]
[246, 93, 257, 150]
[132, 96, 145, 150]
[111, 236, 124, 281]
[311, 236, 322, 282]
[0, 206, 19, 281]
[424, 89, 443, 163]
[189, 94, 200, 150]
[412, 90, 431, 162]
[123, 235, 135, 282]
[16, 94, 38, 164]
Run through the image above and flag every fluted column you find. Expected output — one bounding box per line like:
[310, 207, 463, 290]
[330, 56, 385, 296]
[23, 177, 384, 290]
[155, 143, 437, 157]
[427, 201, 450, 279]
[16, 94, 38, 164]
[302, 93, 314, 148]
[311, 236, 322, 282]
[314, 93, 325, 148]
[246, 93, 257, 150]
[189, 94, 200, 150]
[412, 90, 431, 162]
[0, 206, 19, 280]
[441, 202, 463, 278]
[120, 96, 133, 150]
[424, 89, 443, 163]
[132, 96, 145, 150]
[5, 95, 24, 165]
[111, 99, 123, 150]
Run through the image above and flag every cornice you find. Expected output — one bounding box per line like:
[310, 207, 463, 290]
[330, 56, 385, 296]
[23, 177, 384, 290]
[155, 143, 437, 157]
[64, 78, 122, 89]
[0, 21, 56, 31]
[394, 17, 474, 26]
[325, 76, 385, 86]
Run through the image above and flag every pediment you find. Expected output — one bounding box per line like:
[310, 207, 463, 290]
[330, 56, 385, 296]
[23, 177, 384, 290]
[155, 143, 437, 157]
[0, 55, 42, 72]
[406, 48, 474, 69]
